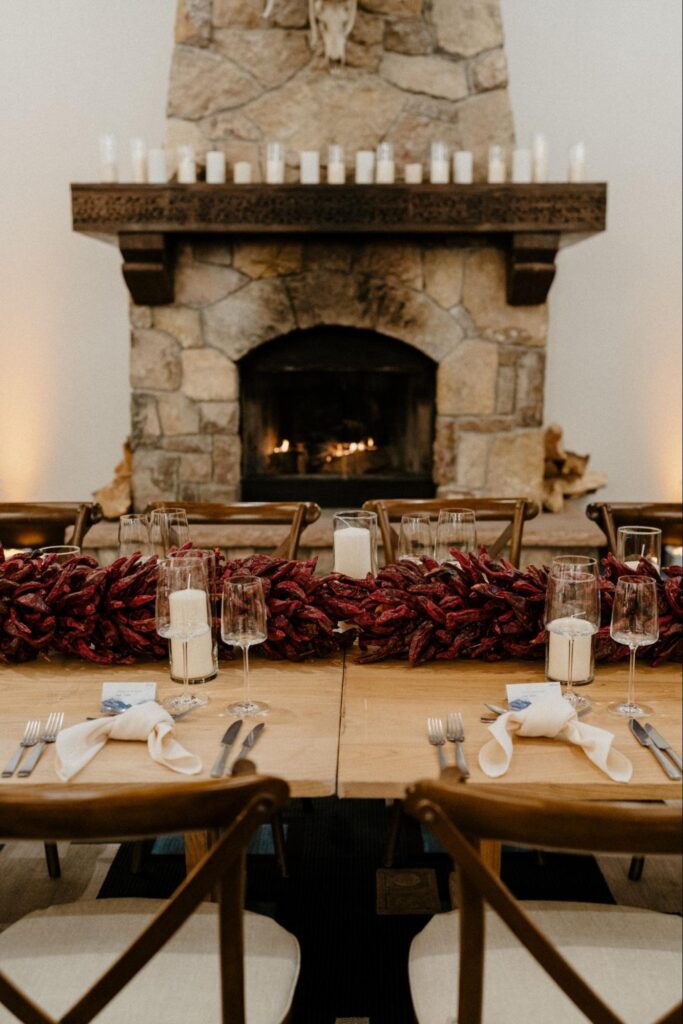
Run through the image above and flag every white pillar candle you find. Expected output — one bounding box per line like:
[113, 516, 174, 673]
[355, 150, 375, 184]
[532, 133, 549, 183]
[333, 526, 373, 578]
[512, 148, 532, 183]
[147, 148, 168, 184]
[328, 144, 346, 184]
[233, 161, 253, 184]
[453, 150, 473, 184]
[130, 138, 147, 184]
[206, 150, 226, 184]
[177, 145, 197, 184]
[430, 142, 450, 184]
[266, 142, 285, 184]
[376, 143, 395, 184]
[488, 145, 506, 183]
[300, 150, 320, 184]
[169, 588, 214, 680]
[624, 558, 659, 571]
[404, 162, 423, 184]
[568, 141, 586, 182]
[99, 134, 118, 183]
[547, 618, 593, 683]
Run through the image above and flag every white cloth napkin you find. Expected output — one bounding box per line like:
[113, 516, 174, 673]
[55, 702, 202, 781]
[478, 691, 632, 782]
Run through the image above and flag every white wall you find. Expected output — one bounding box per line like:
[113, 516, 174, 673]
[1, 0, 680, 502]
[502, 0, 682, 500]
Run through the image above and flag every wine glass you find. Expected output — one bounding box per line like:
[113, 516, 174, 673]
[434, 508, 477, 564]
[156, 558, 211, 712]
[118, 513, 152, 559]
[608, 576, 659, 717]
[149, 507, 190, 557]
[221, 576, 269, 716]
[397, 514, 432, 563]
[544, 567, 600, 713]
[617, 527, 662, 572]
[37, 545, 80, 564]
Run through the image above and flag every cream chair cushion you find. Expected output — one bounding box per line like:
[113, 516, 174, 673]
[0, 899, 299, 1024]
[409, 901, 682, 1024]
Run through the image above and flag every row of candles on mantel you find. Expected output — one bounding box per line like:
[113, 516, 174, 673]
[98, 133, 587, 186]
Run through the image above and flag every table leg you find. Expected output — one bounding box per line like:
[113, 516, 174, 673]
[480, 839, 502, 876]
[184, 830, 211, 874]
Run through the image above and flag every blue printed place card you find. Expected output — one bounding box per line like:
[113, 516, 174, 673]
[100, 682, 157, 715]
[505, 681, 562, 709]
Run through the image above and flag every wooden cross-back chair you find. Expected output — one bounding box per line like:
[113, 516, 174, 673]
[0, 770, 299, 1024]
[405, 780, 682, 1024]
[0, 502, 102, 551]
[145, 501, 321, 561]
[362, 498, 540, 568]
[586, 502, 683, 555]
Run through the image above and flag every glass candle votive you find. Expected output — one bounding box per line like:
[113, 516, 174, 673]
[206, 150, 226, 183]
[512, 148, 532, 183]
[300, 150, 320, 184]
[617, 527, 662, 572]
[266, 142, 285, 184]
[404, 162, 423, 184]
[532, 132, 548, 182]
[166, 549, 219, 684]
[333, 511, 378, 578]
[568, 141, 586, 182]
[488, 145, 506, 183]
[430, 142, 450, 184]
[453, 150, 473, 183]
[37, 545, 81, 564]
[177, 144, 197, 183]
[328, 144, 346, 184]
[376, 142, 395, 183]
[233, 161, 253, 184]
[130, 138, 147, 183]
[99, 133, 118, 183]
[355, 150, 375, 184]
[147, 147, 168, 183]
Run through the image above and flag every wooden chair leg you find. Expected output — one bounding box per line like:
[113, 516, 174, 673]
[43, 842, 61, 880]
[271, 812, 289, 878]
[628, 855, 645, 881]
[384, 799, 404, 868]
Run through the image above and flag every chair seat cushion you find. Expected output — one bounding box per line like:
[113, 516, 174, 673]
[409, 901, 682, 1024]
[0, 899, 299, 1024]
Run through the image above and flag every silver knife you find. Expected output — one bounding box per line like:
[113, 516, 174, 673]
[210, 720, 243, 778]
[629, 719, 682, 781]
[229, 722, 265, 774]
[644, 723, 683, 774]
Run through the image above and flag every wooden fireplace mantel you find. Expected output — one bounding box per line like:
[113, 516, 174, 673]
[70, 182, 606, 307]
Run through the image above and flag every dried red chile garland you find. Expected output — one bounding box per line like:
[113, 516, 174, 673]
[1, 545, 680, 667]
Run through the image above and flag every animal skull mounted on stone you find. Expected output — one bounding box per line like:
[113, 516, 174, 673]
[262, 0, 358, 65]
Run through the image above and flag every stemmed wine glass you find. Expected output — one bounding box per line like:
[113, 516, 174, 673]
[118, 513, 152, 559]
[149, 507, 190, 557]
[221, 576, 269, 716]
[156, 558, 211, 711]
[617, 527, 661, 572]
[544, 565, 600, 713]
[397, 514, 432, 563]
[434, 508, 477, 564]
[608, 575, 659, 717]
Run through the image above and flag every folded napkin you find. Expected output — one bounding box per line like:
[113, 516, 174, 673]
[55, 702, 202, 781]
[478, 692, 632, 783]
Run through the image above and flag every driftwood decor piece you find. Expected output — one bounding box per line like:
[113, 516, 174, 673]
[71, 183, 607, 307]
[543, 423, 607, 513]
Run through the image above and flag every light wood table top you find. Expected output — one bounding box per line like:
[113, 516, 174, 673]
[338, 657, 683, 801]
[0, 656, 343, 798]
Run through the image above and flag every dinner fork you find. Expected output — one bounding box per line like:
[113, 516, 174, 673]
[2, 720, 41, 778]
[427, 717, 447, 772]
[17, 712, 64, 778]
[446, 711, 470, 779]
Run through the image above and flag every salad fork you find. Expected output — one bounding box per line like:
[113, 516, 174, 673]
[2, 720, 41, 778]
[427, 717, 447, 772]
[17, 712, 64, 778]
[446, 711, 470, 779]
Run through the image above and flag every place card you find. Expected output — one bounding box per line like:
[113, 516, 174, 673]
[505, 681, 561, 707]
[100, 681, 157, 715]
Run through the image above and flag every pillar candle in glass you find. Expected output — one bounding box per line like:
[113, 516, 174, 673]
[328, 144, 346, 184]
[568, 141, 586, 182]
[168, 551, 218, 684]
[404, 162, 423, 184]
[453, 150, 473, 184]
[488, 145, 506, 183]
[512, 148, 532, 183]
[99, 134, 118, 182]
[333, 511, 378, 578]
[355, 150, 375, 184]
[177, 144, 197, 183]
[376, 142, 395, 184]
[206, 150, 226, 184]
[147, 147, 168, 183]
[430, 142, 450, 184]
[532, 133, 549, 183]
[130, 138, 147, 183]
[617, 526, 661, 572]
[266, 142, 285, 184]
[233, 161, 253, 184]
[300, 150, 320, 184]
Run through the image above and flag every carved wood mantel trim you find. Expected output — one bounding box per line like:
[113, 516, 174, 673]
[71, 182, 606, 306]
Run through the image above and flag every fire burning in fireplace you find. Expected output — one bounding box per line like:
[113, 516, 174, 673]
[269, 437, 379, 477]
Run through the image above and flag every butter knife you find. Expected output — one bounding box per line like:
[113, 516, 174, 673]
[229, 722, 265, 774]
[644, 723, 683, 773]
[629, 719, 682, 780]
[210, 720, 243, 778]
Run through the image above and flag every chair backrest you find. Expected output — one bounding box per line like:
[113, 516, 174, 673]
[362, 498, 540, 568]
[586, 502, 683, 553]
[0, 502, 102, 550]
[144, 501, 322, 560]
[0, 767, 288, 1024]
[405, 780, 682, 1024]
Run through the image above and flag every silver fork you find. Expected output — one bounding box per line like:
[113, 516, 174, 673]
[446, 711, 470, 779]
[17, 712, 64, 778]
[427, 717, 447, 772]
[2, 720, 41, 778]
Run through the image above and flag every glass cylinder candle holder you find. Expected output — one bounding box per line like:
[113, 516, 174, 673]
[568, 141, 586, 182]
[355, 150, 375, 184]
[130, 137, 147, 183]
[376, 142, 395, 184]
[166, 550, 219, 685]
[300, 150, 320, 184]
[99, 133, 118, 183]
[453, 150, 473, 184]
[206, 150, 226, 183]
[177, 144, 197, 183]
[233, 161, 253, 184]
[147, 147, 168, 183]
[532, 132, 548, 182]
[266, 142, 285, 184]
[404, 162, 423, 184]
[545, 631, 595, 685]
[328, 144, 346, 184]
[488, 145, 506, 183]
[617, 526, 662, 572]
[430, 142, 450, 184]
[512, 148, 532, 183]
[333, 511, 378, 578]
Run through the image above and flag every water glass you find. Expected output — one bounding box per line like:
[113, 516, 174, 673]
[221, 576, 269, 716]
[149, 507, 190, 557]
[156, 558, 211, 711]
[118, 514, 152, 559]
[333, 511, 378, 578]
[608, 576, 659, 717]
[544, 567, 600, 713]
[37, 545, 81, 564]
[397, 514, 432, 564]
[617, 527, 662, 572]
[434, 509, 477, 564]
